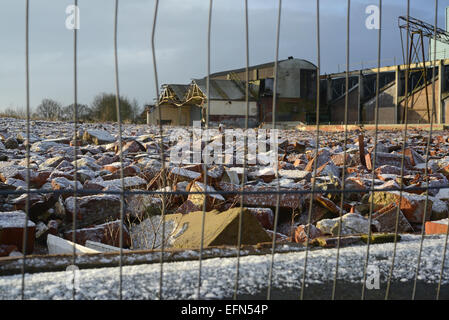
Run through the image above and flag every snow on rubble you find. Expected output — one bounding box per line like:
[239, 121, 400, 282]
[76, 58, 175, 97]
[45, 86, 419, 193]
[0, 234, 447, 299]
[1, 117, 449, 293]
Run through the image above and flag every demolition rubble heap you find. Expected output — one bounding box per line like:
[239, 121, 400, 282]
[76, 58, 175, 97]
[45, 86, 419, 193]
[1, 117, 449, 257]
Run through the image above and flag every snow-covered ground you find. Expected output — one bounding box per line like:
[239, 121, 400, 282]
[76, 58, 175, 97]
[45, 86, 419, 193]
[0, 234, 448, 300]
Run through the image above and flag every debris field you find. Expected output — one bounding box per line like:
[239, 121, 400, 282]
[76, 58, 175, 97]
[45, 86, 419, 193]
[1, 117, 449, 259]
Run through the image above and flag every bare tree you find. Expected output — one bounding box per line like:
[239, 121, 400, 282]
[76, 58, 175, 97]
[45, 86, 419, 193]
[90, 93, 134, 122]
[35, 99, 62, 120]
[61, 103, 92, 121]
[0, 106, 27, 119]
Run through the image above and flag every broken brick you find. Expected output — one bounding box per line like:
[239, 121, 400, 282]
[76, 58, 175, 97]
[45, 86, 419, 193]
[372, 203, 414, 233]
[64, 194, 121, 228]
[294, 224, 322, 243]
[425, 219, 449, 235]
[218, 182, 304, 210]
[358, 134, 367, 167]
[64, 220, 131, 248]
[0, 211, 36, 254]
[185, 182, 225, 213]
[246, 207, 274, 230]
[305, 149, 331, 172]
[370, 191, 433, 224]
[0, 244, 18, 257]
[365, 152, 412, 171]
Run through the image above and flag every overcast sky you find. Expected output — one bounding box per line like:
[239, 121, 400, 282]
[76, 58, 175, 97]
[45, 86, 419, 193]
[0, 0, 448, 112]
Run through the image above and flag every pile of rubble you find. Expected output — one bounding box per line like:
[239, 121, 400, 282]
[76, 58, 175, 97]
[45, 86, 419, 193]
[1, 117, 449, 257]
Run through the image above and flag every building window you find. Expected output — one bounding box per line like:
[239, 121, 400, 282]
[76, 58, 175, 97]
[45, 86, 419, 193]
[300, 69, 317, 100]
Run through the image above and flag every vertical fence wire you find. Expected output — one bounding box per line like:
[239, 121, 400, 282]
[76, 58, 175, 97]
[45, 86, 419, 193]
[437, 178, 449, 298]
[267, 0, 282, 301]
[300, 0, 320, 301]
[113, 0, 126, 300]
[20, 0, 31, 301]
[436, 4, 449, 299]
[412, 0, 438, 300]
[361, 0, 382, 300]
[197, 0, 213, 300]
[71, 0, 79, 301]
[331, 0, 351, 300]
[150, 0, 168, 301]
[385, 0, 411, 300]
[233, 0, 250, 301]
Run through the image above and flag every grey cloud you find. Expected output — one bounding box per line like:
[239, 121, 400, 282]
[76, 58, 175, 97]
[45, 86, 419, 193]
[1, 0, 449, 111]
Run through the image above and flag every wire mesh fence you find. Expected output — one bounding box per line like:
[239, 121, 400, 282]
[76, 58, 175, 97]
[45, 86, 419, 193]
[0, 0, 448, 301]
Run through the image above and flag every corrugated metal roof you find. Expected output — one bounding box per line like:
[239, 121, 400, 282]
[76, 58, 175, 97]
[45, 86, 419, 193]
[194, 79, 257, 101]
[169, 84, 190, 101]
[207, 58, 317, 79]
[161, 84, 190, 102]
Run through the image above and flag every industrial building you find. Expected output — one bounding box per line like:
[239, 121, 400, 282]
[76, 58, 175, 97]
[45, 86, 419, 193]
[146, 84, 202, 126]
[322, 61, 448, 124]
[147, 10, 449, 128]
[324, 11, 449, 125]
[146, 57, 320, 127]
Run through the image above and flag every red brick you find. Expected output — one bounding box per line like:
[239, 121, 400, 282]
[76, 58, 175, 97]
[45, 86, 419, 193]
[425, 220, 449, 235]
[49, 170, 75, 181]
[293, 158, 302, 167]
[175, 199, 203, 214]
[315, 195, 342, 215]
[331, 153, 352, 167]
[358, 134, 367, 167]
[375, 165, 404, 176]
[31, 170, 51, 188]
[64, 220, 131, 248]
[101, 165, 139, 180]
[64, 194, 122, 228]
[399, 148, 424, 167]
[435, 136, 447, 144]
[292, 142, 306, 153]
[0, 211, 35, 254]
[70, 139, 83, 147]
[0, 245, 18, 257]
[265, 229, 290, 242]
[47, 220, 60, 235]
[218, 182, 303, 210]
[95, 155, 119, 166]
[183, 182, 225, 213]
[246, 208, 274, 230]
[115, 140, 145, 155]
[10, 193, 58, 221]
[305, 150, 330, 172]
[294, 224, 322, 243]
[371, 191, 432, 224]
[199, 165, 224, 184]
[365, 152, 412, 171]
[372, 203, 414, 233]
[440, 164, 449, 179]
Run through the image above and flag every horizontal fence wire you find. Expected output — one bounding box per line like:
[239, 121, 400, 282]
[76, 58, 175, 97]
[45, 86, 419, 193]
[4, 0, 449, 301]
[3, 185, 449, 197]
